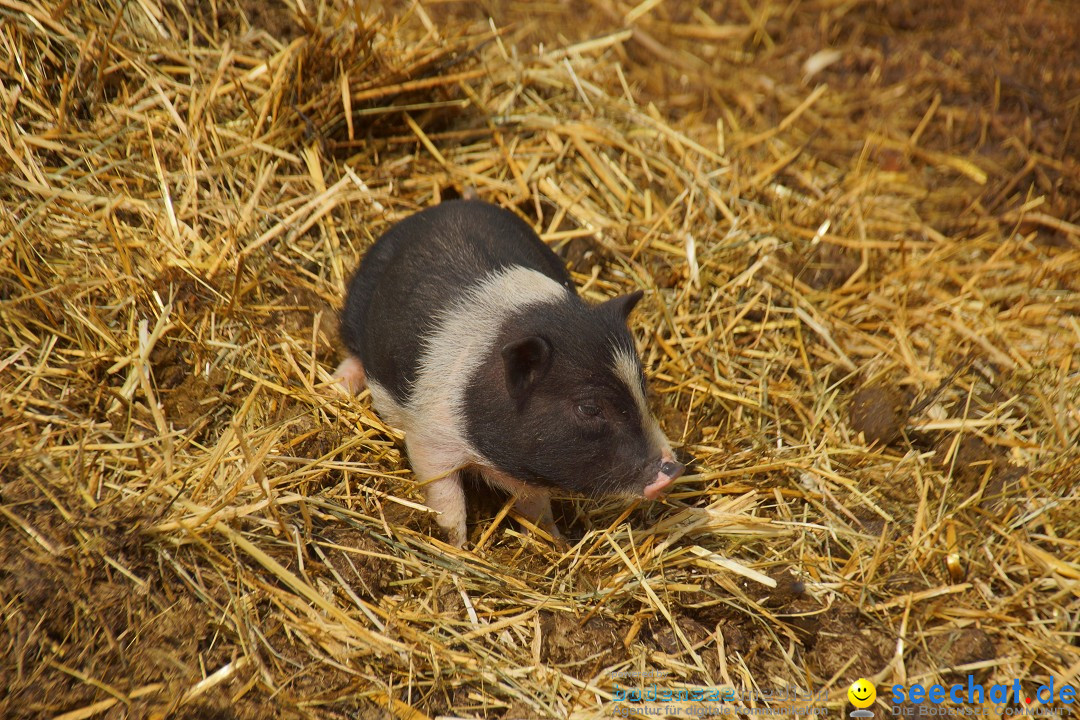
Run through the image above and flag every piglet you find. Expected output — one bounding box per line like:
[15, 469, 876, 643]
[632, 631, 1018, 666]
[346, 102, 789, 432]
[336, 199, 683, 547]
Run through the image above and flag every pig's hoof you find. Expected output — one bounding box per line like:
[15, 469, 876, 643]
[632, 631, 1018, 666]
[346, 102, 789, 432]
[334, 356, 367, 394]
[546, 528, 571, 551]
[527, 519, 568, 548]
[446, 527, 468, 549]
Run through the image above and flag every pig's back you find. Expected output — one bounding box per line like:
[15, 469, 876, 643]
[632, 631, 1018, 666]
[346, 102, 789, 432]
[341, 200, 574, 405]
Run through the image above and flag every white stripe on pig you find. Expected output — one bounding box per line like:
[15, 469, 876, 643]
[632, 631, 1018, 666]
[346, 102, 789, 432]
[612, 346, 673, 457]
[380, 265, 569, 543]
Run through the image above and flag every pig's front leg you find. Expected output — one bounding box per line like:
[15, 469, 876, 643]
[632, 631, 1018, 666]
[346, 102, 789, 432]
[482, 469, 565, 544]
[423, 472, 468, 547]
[512, 489, 565, 544]
[407, 439, 469, 547]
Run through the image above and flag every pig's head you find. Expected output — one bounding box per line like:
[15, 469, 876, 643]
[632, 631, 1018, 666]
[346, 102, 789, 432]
[463, 289, 684, 498]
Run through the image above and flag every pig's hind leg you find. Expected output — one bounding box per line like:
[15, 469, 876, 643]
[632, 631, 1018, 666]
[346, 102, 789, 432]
[334, 355, 367, 394]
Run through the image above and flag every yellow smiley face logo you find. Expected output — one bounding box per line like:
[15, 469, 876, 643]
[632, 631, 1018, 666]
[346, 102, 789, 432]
[848, 678, 876, 709]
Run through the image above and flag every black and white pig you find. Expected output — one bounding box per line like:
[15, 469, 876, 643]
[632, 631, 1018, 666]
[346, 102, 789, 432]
[336, 199, 683, 547]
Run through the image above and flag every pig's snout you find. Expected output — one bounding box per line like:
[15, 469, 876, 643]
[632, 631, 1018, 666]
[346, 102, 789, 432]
[643, 457, 684, 499]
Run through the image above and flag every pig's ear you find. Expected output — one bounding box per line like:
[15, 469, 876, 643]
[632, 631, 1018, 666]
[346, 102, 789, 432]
[601, 289, 645, 322]
[501, 336, 553, 403]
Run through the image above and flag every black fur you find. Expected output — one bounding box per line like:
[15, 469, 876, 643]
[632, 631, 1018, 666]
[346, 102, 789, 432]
[340, 200, 573, 404]
[463, 298, 660, 496]
[501, 335, 553, 408]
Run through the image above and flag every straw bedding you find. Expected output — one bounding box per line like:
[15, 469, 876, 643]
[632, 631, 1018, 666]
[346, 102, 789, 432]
[1, 1, 1077, 718]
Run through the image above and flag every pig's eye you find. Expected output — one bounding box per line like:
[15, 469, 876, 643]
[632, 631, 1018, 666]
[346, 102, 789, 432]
[576, 403, 602, 418]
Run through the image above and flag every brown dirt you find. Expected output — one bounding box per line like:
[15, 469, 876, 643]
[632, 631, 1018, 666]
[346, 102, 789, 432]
[849, 383, 909, 446]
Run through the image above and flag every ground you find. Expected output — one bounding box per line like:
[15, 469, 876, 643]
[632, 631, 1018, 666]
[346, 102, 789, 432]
[1, 1, 1078, 719]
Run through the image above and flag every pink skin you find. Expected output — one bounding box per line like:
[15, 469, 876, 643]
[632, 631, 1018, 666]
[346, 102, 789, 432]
[334, 356, 367, 393]
[643, 456, 684, 499]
